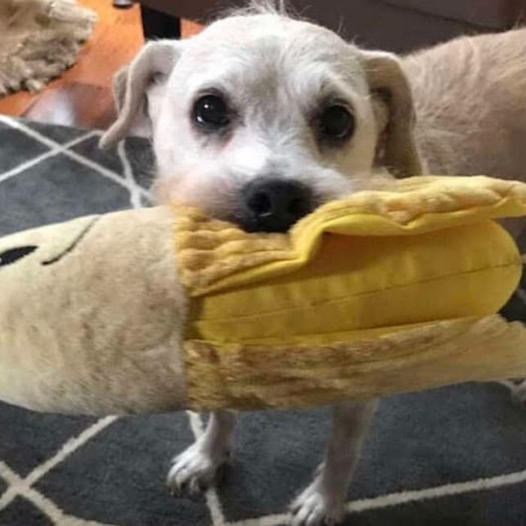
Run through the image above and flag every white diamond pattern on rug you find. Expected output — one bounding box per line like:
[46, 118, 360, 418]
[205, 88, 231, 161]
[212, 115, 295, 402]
[0, 116, 525, 526]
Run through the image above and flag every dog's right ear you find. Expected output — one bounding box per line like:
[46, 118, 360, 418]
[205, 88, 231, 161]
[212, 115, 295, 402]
[361, 50, 423, 177]
[99, 40, 181, 149]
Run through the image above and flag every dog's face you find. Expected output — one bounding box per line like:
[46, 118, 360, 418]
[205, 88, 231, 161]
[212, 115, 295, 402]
[101, 11, 422, 232]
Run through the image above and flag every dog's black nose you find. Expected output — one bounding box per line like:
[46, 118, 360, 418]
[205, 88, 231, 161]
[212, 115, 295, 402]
[240, 178, 315, 233]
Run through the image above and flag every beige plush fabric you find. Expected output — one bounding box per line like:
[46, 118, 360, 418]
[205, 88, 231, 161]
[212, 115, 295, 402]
[0, 207, 189, 415]
[0, 0, 96, 95]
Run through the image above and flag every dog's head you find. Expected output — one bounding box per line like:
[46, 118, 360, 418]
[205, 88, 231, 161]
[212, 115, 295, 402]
[100, 4, 423, 232]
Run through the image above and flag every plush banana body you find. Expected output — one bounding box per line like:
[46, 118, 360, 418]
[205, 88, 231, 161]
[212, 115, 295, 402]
[0, 176, 525, 414]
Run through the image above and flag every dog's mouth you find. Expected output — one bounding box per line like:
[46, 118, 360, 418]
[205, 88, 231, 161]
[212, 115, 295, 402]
[234, 208, 313, 233]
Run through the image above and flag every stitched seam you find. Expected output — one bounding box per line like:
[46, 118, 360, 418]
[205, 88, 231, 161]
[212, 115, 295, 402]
[195, 261, 522, 322]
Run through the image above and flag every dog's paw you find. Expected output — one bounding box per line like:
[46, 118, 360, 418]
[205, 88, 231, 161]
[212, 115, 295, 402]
[166, 442, 229, 496]
[289, 478, 346, 526]
[498, 379, 526, 406]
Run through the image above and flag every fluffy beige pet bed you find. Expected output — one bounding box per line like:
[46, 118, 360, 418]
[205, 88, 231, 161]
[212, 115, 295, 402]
[0, 0, 96, 95]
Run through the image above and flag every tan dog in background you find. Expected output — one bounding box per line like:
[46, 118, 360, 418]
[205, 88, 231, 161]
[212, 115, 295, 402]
[101, 3, 526, 524]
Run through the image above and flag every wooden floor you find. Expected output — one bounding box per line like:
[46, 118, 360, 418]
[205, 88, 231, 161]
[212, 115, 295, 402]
[0, 0, 201, 129]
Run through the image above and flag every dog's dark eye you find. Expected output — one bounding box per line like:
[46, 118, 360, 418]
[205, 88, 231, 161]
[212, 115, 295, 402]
[319, 105, 354, 140]
[193, 95, 230, 129]
[0, 246, 37, 267]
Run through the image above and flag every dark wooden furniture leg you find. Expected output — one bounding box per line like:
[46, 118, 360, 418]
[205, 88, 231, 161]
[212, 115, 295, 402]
[140, 5, 181, 40]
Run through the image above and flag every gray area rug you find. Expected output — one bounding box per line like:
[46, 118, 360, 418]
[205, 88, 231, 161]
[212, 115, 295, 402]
[0, 116, 526, 525]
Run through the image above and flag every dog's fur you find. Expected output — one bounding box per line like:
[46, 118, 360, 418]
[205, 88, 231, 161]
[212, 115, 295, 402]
[101, 3, 526, 524]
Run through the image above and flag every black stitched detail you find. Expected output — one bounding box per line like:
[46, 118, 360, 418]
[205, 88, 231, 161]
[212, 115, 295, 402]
[42, 217, 99, 266]
[0, 246, 37, 267]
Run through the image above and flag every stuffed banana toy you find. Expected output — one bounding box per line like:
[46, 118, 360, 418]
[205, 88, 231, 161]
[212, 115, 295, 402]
[1, 175, 526, 415]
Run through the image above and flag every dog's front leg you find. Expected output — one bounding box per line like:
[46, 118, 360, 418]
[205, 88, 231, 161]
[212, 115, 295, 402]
[290, 399, 378, 526]
[167, 410, 236, 495]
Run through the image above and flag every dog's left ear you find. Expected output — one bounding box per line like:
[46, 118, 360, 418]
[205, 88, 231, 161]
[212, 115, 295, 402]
[99, 40, 182, 149]
[361, 50, 423, 177]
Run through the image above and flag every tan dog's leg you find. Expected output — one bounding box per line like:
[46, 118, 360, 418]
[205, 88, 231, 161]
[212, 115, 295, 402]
[290, 399, 378, 526]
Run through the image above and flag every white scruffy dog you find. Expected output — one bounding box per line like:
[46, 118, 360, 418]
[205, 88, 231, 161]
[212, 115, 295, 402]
[101, 2, 526, 524]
